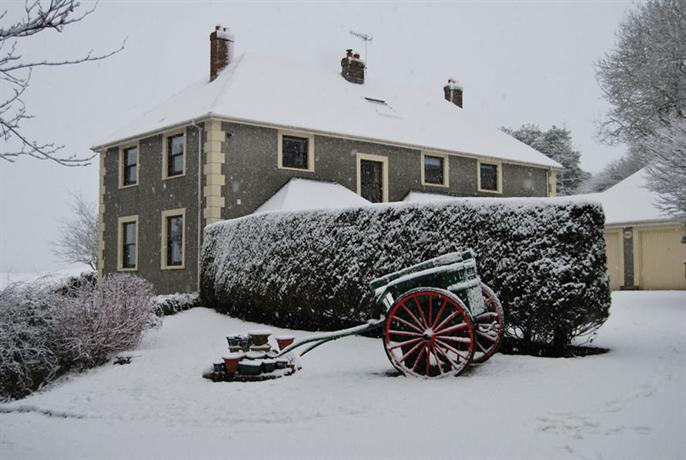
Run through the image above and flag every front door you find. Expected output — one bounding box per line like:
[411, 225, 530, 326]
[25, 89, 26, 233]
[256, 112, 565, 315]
[360, 159, 384, 203]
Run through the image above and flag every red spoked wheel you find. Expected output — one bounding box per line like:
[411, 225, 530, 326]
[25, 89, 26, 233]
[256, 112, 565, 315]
[383, 287, 475, 378]
[471, 283, 505, 364]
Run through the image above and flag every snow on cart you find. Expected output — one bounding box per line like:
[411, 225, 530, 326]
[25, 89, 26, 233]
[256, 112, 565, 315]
[204, 249, 504, 381]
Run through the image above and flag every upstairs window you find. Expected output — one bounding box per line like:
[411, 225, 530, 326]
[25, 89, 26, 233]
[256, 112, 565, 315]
[478, 161, 501, 193]
[278, 131, 314, 172]
[422, 153, 448, 187]
[165, 134, 185, 178]
[121, 146, 138, 187]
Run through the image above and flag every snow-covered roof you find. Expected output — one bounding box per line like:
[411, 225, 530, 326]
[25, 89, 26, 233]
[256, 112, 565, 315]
[588, 168, 675, 226]
[93, 53, 560, 169]
[403, 191, 456, 203]
[253, 178, 370, 214]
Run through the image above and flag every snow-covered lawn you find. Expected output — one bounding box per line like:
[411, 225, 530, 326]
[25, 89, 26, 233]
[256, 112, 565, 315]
[1, 291, 684, 459]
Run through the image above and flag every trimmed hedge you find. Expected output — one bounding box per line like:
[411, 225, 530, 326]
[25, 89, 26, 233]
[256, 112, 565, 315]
[201, 198, 611, 349]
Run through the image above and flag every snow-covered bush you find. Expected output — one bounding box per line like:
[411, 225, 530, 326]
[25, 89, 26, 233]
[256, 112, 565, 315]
[152, 292, 201, 316]
[0, 274, 157, 400]
[51, 274, 158, 370]
[201, 199, 611, 351]
[0, 283, 59, 400]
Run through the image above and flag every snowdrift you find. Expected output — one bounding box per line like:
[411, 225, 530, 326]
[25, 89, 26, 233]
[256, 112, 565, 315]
[201, 198, 611, 347]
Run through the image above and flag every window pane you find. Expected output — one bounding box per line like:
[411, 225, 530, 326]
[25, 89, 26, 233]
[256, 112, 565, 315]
[282, 136, 308, 169]
[480, 164, 498, 191]
[167, 135, 184, 176]
[169, 154, 184, 176]
[125, 147, 137, 166]
[122, 222, 136, 268]
[166, 215, 183, 266]
[170, 135, 184, 155]
[424, 155, 444, 185]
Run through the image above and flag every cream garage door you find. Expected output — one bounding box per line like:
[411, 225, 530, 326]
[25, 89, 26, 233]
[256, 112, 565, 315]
[638, 226, 686, 290]
[604, 231, 622, 290]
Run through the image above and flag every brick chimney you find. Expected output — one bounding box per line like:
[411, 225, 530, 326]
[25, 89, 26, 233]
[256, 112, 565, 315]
[341, 49, 365, 84]
[210, 25, 234, 81]
[443, 78, 463, 108]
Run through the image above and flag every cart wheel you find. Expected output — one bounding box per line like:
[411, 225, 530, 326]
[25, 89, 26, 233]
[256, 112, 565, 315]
[471, 283, 505, 364]
[383, 287, 475, 378]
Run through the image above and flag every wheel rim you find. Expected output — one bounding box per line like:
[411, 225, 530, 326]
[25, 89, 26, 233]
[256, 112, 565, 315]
[471, 283, 505, 363]
[384, 288, 475, 378]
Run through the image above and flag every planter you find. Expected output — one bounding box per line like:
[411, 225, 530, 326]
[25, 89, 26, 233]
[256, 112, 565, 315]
[223, 353, 243, 375]
[248, 330, 272, 346]
[250, 344, 272, 353]
[238, 360, 263, 376]
[276, 335, 295, 350]
[261, 359, 276, 373]
[227, 334, 251, 351]
[245, 351, 267, 360]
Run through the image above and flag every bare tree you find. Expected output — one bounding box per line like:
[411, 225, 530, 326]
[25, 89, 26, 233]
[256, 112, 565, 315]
[0, 0, 123, 166]
[640, 114, 686, 218]
[53, 192, 98, 270]
[596, 0, 686, 145]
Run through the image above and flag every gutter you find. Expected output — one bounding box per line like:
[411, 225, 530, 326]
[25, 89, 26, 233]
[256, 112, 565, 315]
[91, 114, 562, 171]
[604, 218, 680, 229]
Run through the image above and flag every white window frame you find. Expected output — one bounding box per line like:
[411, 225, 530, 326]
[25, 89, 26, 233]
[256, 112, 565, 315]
[160, 208, 186, 270]
[477, 159, 502, 194]
[421, 151, 450, 188]
[162, 130, 186, 180]
[277, 130, 315, 172]
[117, 215, 139, 271]
[118, 142, 140, 189]
[356, 152, 389, 203]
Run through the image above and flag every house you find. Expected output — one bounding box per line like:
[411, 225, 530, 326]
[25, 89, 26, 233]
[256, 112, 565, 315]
[92, 25, 561, 294]
[595, 169, 685, 290]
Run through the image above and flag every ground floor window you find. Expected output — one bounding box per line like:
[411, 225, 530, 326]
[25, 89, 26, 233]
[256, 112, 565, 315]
[356, 153, 388, 203]
[117, 216, 138, 270]
[478, 161, 501, 193]
[422, 152, 449, 187]
[161, 209, 185, 269]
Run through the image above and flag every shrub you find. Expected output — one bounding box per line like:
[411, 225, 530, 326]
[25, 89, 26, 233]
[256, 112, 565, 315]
[51, 274, 158, 370]
[201, 198, 611, 351]
[0, 274, 157, 400]
[152, 292, 201, 316]
[0, 284, 59, 400]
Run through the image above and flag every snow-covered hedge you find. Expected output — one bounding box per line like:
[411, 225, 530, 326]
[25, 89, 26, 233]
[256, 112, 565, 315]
[152, 292, 201, 316]
[201, 199, 611, 349]
[0, 274, 157, 400]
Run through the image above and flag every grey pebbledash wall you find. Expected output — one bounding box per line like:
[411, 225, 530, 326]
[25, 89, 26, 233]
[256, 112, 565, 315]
[102, 125, 202, 295]
[220, 121, 549, 219]
[102, 120, 549, 294]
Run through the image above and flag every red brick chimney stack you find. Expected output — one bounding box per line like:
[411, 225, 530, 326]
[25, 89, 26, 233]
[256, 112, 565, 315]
[443, 78, 463, 108]
[341, 49, 365, 84]
[210, 25, 234, 81]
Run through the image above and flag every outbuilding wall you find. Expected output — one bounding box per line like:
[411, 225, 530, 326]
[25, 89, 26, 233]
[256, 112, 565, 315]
[605, 223, 686, 290]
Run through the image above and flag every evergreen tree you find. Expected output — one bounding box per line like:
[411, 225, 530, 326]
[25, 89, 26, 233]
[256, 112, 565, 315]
[503, 124, 589, 195]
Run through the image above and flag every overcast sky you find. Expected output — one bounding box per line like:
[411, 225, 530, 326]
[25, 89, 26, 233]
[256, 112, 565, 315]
[0, 0, 633, 273]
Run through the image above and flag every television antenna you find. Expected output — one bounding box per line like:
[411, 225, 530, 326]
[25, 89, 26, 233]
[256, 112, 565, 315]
[350, 30, 373, 67]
